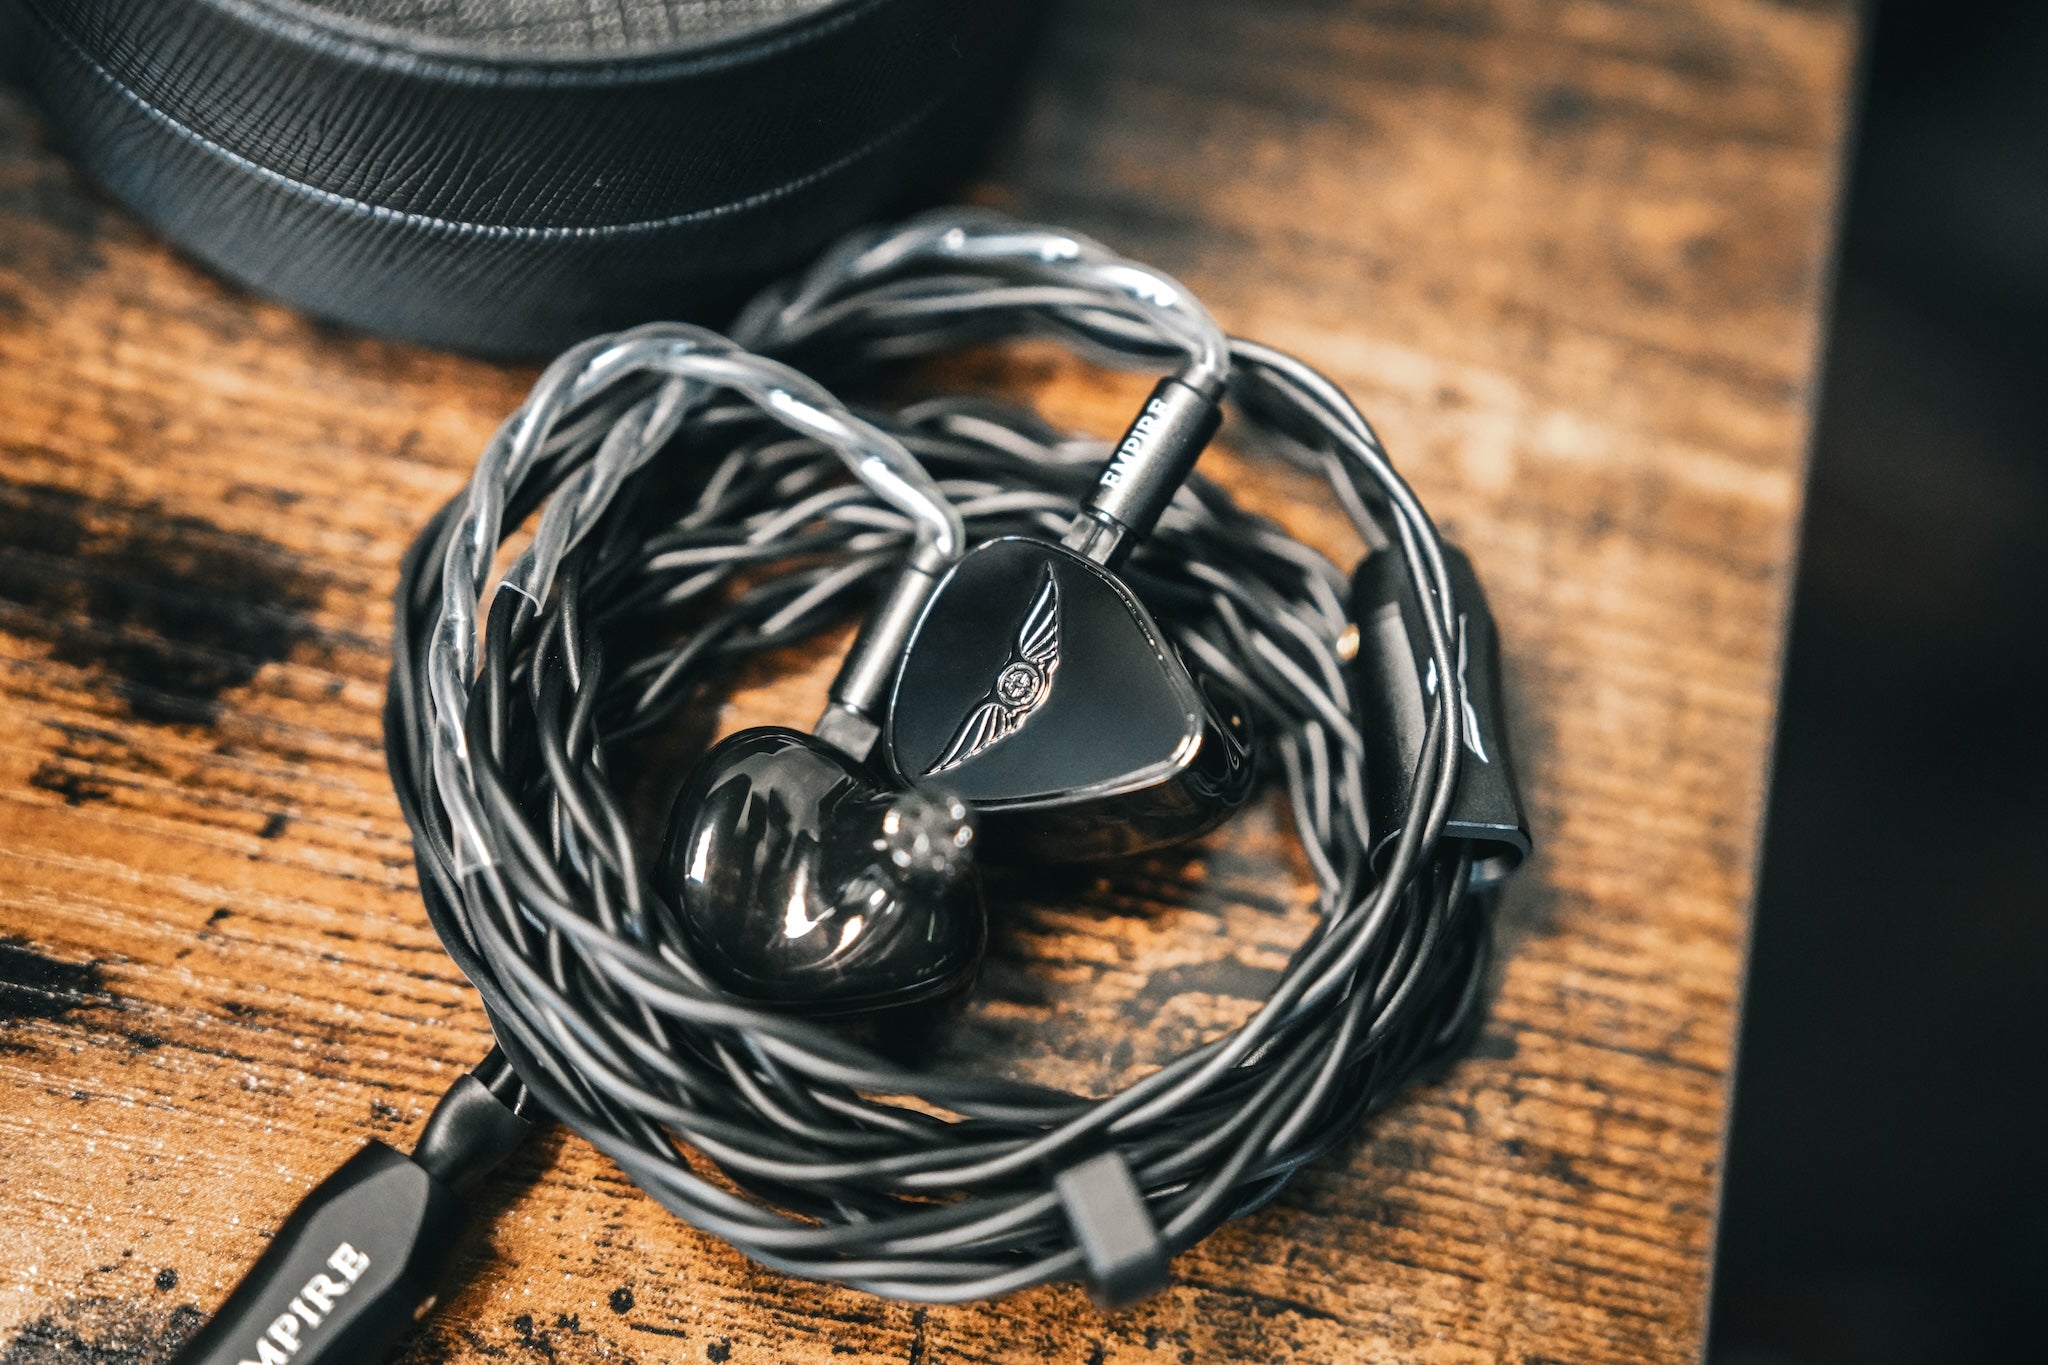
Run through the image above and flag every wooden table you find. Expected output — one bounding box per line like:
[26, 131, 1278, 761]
[0, 3, 1853, 1361]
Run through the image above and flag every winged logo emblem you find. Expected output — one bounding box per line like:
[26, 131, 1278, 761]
[923, 566, 1062, 776]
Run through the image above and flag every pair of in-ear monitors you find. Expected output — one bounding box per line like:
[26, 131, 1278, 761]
[656, 372, 1253, 1015]
[177, 217, 1535, 1352]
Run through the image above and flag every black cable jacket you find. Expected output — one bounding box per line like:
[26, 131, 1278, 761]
[382, 226, 1496, 1302]
[385, 399, 1494, 1302]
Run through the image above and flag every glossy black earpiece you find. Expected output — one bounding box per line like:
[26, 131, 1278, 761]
[656, 728, 985, 1014]
[883, 536, 1254, 861]
[656, 371, 1246, 1008]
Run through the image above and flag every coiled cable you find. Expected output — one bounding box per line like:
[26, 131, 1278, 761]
[384, 212, 1489, 1303]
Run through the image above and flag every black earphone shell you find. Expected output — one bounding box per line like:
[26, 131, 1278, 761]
[650, 535, 1259, 1012]
[884, 536, 1254, 861]
[655, 727, 985, 1013]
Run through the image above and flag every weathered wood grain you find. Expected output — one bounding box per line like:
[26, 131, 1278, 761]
[0, 1, 1852, 1361]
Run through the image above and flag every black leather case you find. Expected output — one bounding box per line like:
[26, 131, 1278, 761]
[10, 0, 1031, 352]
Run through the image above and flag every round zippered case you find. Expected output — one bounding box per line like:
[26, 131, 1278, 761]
[14, 0, 1031, 352]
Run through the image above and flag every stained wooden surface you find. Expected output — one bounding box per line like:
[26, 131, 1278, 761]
[0, 2, 1853, 1361]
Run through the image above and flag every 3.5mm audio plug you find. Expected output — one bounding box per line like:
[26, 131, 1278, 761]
[171, 1047, 535, 1365]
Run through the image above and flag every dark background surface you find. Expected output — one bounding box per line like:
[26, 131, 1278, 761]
[1708, 1, 2048, 1361]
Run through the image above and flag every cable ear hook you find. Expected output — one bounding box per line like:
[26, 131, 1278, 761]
[398, 324, 991, 1024]
[735, 208, 1231, 396]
